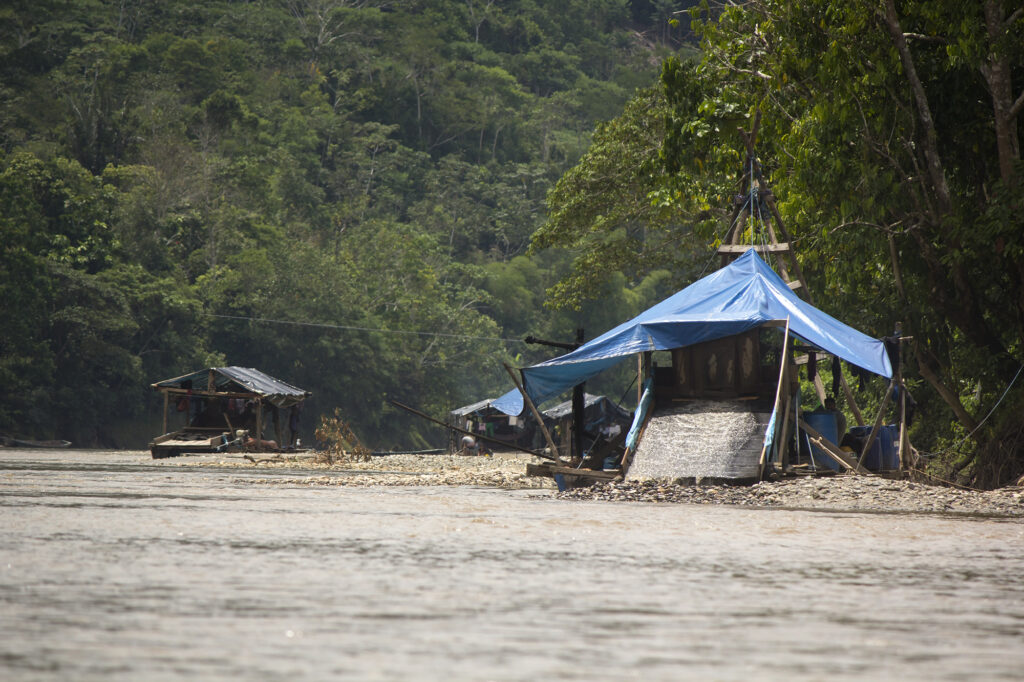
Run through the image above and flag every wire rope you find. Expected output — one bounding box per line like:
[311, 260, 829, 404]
[203, 312, 529, 344]
[916, 363, 1024, 460]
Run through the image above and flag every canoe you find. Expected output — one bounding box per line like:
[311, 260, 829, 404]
[0, 436, 72, 448]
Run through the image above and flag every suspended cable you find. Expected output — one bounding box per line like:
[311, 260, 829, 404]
[917, 363, 1024, 459]
[203, 312, 529, 344]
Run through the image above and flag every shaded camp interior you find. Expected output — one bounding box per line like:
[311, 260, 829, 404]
[448, 397, 535, 452]
[149, 367, 310, 458]
[540, 393, 633, 469]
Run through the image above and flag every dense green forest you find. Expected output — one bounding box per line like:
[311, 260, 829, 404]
[0, 0, 691, 450]
[2, 1, 1022, 487]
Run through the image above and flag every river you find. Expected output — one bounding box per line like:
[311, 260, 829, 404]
[1, 449, 1022, 681]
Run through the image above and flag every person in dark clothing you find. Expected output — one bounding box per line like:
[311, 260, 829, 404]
[822, 396, 847, 439]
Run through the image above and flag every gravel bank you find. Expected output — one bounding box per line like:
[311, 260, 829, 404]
[160, 450, 557, 490]
[558, 475, 1024, 517]
[159, 450, 1024, 516]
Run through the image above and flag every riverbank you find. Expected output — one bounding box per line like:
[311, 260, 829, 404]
[159, 450, 558, 490]
[158, 449, 1024, 517]
[558, 475, 1024, 517]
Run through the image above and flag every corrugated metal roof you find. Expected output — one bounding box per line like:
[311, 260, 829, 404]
[153, 367, 310, 407]
[448, 397, 499, 417]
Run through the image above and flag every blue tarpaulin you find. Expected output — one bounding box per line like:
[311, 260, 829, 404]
[492, 250, 892, 416]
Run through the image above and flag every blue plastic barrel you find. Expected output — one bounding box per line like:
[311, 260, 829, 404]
[878, 425, 899, 470]
[849, 425, 881, 470]
[804, 412, 841, 471]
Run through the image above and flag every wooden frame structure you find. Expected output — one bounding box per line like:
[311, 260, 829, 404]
[149, 367, 310, 459]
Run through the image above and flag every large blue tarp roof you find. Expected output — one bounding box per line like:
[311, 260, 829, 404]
[492, 250, 892, 416]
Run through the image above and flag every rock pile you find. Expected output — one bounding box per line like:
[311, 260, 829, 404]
[559, 474, 1024, 516]
[168, 450, 557, 490]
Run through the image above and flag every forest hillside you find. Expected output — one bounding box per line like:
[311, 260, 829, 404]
[2, 1, 1022, 488]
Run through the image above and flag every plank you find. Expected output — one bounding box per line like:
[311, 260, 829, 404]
[526, 463, 620, 481]
[717, 243, 791, 254]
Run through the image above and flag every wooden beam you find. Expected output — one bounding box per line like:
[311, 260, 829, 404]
[716, 243, 791, 254]
[840, 373, 866, 426]
[763, 194, 812, 300]
[812, 373, 828, 404]
[799, 417, 870, 474]
[526, 463, 619, 481]
[857, 380, 896, 470]
[155, 387, 260, 399]
[777, 389, 792, 469]
[760, 318, 791, 478]
[896, 324, 906, 470]
[504, 363, 562, 463]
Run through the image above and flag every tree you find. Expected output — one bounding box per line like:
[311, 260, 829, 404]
[665, 0, 1024, 485]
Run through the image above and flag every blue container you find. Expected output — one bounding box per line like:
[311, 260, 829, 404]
[878, 425, 899, 470]
[849, 425, 900, 470]
[804, 412, 841, 471]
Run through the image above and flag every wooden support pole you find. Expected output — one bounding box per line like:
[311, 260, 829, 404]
[777, 389, 792, 469]
[812, 372, 828, 405]
[637, 353, 644, 407]
[840, 373, 866, 426]
[256, 399, 264, 448]
[162, 391, 169, 435]
[759, 319, 791, 478]
[898, 387, 907, 470]
[857, 380, 896, 470]
[504, 364, 562, 463]
[273, 406, 282, 448]
[896, 324, 906, 470]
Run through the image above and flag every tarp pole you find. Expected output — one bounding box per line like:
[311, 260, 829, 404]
[636, 354, 644, 406]
[256, 400, 264, 450]
[572, 327, 585, 460]
[162, 391, 168, 435]
[760, 318, 791, 479]
[841, 372, 866, 426]
[857, 379, 896, 471]
[896, 324, 907, 470]
[504, 364, 562, 463]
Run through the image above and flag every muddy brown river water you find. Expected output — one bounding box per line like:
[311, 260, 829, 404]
[1, 449, 1023, 681]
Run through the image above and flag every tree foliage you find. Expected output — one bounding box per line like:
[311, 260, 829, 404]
[529, 0, 1024, 486]
[0, 0, 685, 448]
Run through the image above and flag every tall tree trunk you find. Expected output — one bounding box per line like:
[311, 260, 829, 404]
[882, 0, 953, 217]
[982, 1, 1023, 186]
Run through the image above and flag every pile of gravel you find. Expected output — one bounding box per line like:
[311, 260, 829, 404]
[559, 475, 1024, 516]
[627, 401, 770, 482]
[164, 450, 557, 490]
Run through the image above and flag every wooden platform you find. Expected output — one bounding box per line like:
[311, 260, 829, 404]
[149, 428, 231, 458]
[525, 462, 621, 486]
